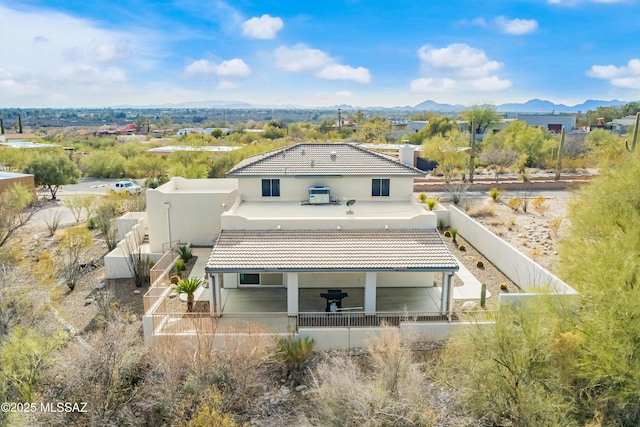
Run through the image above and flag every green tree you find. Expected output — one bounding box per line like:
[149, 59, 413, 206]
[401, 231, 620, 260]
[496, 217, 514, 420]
[462, 104, 501, 135]
[0, 184, 38, 248]
[442, 300, 576, 427]
[422, 131, 468, 182]
[584, 128, 624, 169]
[135, 115, 151, 133]
[23, 151, 80, 200]
[56, 225, 93, 291]
[559, 155, 640, 425]
[409, 115, 459, 145]
[353, 116, 392, 143]
[479, 140, 520, 182]
[484, 120, 555, 169]
[1, 327, 65, 402]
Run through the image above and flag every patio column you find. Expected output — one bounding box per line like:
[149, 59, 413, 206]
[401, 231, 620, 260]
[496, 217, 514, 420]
[287, 272, 299, 314]
[364, 272, 377, 314]
[440, 272, 454, 312]
[440, 272, 448, 312]
[207, 274, 216, 315]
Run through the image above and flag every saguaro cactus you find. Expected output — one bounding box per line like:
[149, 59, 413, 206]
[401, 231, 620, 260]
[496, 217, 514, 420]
[626, 112, 639, 153]
[555, 127, 565, 181]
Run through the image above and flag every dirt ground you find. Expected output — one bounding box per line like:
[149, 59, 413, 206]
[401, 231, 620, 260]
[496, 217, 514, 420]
[10, 192, 569, 338]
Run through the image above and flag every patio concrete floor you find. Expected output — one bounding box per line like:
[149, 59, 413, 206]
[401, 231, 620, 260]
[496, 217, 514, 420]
[220, 286, 442, 313]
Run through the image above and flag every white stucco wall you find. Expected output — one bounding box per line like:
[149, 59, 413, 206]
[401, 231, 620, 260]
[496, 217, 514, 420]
[146, 177, 238, 252]
[237, 176, 415, 202]
[377, 271, 434, 287]
[449, 205, 577, 294]
[298, 272, 365, 288]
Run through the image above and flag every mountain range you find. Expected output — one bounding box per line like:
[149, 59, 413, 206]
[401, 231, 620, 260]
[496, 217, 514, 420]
[117, 98, 631, 113]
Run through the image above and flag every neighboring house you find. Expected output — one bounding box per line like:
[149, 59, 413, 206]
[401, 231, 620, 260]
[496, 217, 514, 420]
[516, 114, 577, 133]
[0, 172, 35, 195]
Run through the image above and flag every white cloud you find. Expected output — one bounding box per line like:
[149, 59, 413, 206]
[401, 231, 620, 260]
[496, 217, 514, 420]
[273, 44, 371, 83]
[336, 91, 353, 98]
[588, 59, 640, 89]
[216, 59, 251, 77]
[411, 43, 511, 95]
[314, 64, 371, 84]
[274, 45, 332, 72]
[0, 4, 160, 106]
[94, 39, 132, 62]
[183, 58, 251, 79]
[494, 16, 538, 35]
[242, 14, 283, 39]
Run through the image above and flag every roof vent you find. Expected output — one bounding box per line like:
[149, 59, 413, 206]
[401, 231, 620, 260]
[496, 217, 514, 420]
[310, 159, 315, 167]
[330, 150, 337, 160]
[301, 147, 306, 155]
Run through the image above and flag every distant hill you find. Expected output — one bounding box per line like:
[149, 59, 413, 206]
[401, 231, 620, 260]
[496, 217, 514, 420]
[113, 98, 633, 113]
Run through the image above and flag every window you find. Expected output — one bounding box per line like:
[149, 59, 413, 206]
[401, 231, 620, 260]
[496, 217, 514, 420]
[240, 273, 260, 285]
[372, 179, 390, 197]
[262, 179, 280, 197]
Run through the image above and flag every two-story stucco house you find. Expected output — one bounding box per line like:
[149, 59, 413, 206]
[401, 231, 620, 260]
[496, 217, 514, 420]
[202, 143, 459, 316]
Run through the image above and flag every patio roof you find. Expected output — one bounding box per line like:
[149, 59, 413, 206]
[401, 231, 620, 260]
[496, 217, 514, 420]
[205, 229, 459, 272]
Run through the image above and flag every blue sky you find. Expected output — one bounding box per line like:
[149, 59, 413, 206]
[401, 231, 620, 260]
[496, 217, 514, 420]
[1, 0, 639, 108]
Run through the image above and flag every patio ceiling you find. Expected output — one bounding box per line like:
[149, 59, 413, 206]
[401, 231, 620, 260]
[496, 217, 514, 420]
[205, 228, 459, 272]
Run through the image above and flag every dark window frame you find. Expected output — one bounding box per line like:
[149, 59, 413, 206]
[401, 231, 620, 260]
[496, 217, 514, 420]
[372, 178, 390, 197]
[261, 179, 280, 197]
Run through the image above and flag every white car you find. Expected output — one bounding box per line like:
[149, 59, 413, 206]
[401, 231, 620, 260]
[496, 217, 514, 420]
[110, 180, 142, 195]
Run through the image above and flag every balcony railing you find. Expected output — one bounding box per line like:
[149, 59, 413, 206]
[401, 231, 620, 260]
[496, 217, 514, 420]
[147, 310, 498, 336]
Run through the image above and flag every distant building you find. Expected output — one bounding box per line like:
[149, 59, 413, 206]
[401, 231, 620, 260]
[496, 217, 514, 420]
[0, 172, 35, 195]
[516, 114, 577, 133]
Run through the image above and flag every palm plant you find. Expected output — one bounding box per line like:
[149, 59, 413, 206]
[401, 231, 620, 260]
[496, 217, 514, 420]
[173, 277, 203, 312]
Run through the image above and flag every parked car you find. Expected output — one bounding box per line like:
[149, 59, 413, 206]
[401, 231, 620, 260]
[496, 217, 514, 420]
[109, 180, 142, 195]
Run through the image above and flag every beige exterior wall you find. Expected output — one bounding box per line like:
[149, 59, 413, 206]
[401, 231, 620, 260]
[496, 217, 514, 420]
[0, 174, 35, 195]
[377, 271, 434, 287]
[237, 176, 415, 202]
[146, 177, 238, 252]
[298, 272, 365, 288]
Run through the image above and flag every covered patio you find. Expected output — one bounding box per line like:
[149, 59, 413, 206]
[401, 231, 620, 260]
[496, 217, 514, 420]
[204, 228, 460, 317]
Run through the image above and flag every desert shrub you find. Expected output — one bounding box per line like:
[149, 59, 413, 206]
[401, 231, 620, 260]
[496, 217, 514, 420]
[441, 301, 576, 427]
[500, 282, 508, 290]
[273, 334, 315, 379]
[532, 196, 548, 215]
[437, 219, 444, 231]
[458, 244, 466, 251]
[175, 259, 185, 272]
[476, 260, 484, 268]
[443, 230, 451, 237]
[418, 192, 428, 203]
[309, 327, 437, 426]
[86, 217, 98, 230]
[425, 198, 438, 211]
[508, 197, 522, 211]
[488, 187, 504, 203]
[170, 275, 180, 285]
[467, 204, 495, 218]
[178, 245, 193, 263]
[42, 207, 64, 237]
[548, 217, 563, 237]
[449, 228, 458, 242]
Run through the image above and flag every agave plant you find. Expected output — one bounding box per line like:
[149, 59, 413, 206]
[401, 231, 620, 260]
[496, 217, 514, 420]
[173, 277, 203, 312]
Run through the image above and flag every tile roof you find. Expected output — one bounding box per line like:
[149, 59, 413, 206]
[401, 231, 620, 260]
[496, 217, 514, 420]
[205, 229, 458, 272]
[226, 143, 424, 177]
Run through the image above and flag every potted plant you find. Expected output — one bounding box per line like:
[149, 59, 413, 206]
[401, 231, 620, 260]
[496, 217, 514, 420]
[173, 277, 203, 312]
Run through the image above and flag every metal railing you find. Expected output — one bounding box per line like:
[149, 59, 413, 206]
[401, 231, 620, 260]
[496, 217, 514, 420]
[147, 309, 498, 336]
[143, 242, 181, 313]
